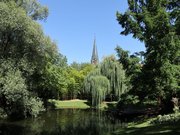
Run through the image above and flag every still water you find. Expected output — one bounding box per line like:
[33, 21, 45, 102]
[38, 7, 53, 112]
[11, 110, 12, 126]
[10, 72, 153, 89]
[0, 109, 126, 135]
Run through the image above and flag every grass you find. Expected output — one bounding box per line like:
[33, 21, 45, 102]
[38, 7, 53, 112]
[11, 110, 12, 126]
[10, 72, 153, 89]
[48, 99, 90, 109]
[48, 99, 117, 110]
[113, 117, 180, 135]
[102, 101, 117, 110]
[48, 99, 180, 134]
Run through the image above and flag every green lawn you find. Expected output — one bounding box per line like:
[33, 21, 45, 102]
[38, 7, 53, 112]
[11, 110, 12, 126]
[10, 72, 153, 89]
[48, 99, 180, 134]
[113, 118, 180, 135]
[48, 99, 117, 109]
[48, 99, 90, 109]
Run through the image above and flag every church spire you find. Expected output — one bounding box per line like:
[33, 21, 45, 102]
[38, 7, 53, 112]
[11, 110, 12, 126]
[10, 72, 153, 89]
[91, 38, 99, 65]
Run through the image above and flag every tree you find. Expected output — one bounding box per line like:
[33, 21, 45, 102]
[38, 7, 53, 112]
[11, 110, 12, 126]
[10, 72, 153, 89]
[65, 63, 94, 100]
[115, 46, 141, 77]
[117, 0, 180, 105]
[0, 0, 48, 20]
[0, 60, 44, 118]
[0, 1, 66, 118]
[84, 56, 127, 106]
[115, 46, 142, 99]
[115, 46, 130, 70]
[60, 63, 94, 100]
[66, 67, 83, 99]
[84, 73, 110, 107]
[0, 1, 46, 68]
[34, 39, 68, 102]
[100, 56, 127, 99]
[70, 62, 82, 71]
[134, 51, 145, 64]
[38, 62, 68, 101]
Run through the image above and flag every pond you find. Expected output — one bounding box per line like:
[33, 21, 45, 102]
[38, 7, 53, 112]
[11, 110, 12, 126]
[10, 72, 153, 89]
[0, 109, 127, 135]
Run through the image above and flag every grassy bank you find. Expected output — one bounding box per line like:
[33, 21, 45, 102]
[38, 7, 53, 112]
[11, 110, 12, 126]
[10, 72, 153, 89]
[48, 99, 90, 109]
[113, 118, 180, 135]
[48, 99, 117, 109]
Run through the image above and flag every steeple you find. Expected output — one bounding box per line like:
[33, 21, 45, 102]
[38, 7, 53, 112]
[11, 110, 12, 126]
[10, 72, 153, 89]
[91, 38, 99, 65]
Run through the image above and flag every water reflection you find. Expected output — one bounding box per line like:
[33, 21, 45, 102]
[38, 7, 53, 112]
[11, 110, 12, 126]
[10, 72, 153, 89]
[0, 109, 126, 135]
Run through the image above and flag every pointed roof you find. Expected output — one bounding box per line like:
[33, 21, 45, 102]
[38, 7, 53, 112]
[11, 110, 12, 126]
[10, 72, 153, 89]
[91, 38, 99, 65]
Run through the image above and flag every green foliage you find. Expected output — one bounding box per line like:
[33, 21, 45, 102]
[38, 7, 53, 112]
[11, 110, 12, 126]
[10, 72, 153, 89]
[0, 108, 7, 118]
[70, 62, 92, 71]
[84, 75, 110, 107]
[0, 0, 66, 118]
[90, 75, 110, 106]
[115, 46, 130, 70]
[66, 67, 84, 99]
[0, 60, 44, 118]
[38, 61, 68, 100]
[0, 0, 49, 21]
[151, 113, 180, 124]
[117, 93, 159, 111]
[24, 96, 44, 118]
[119, 94, 140, 105]
[172, 97, 179, 113]
[141, 99, 158, 107]
[84, 56, 127, 107]
[100, 55, 127, 98]
[115, 117, 180, 135]
[63, 63, 94, 100]
[117, 0, 180, 105]
[115, 46, 142, 93]
[0, 1, 45, 62]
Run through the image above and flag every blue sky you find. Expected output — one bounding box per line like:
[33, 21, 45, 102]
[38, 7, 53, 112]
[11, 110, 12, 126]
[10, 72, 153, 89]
[39, 0, 145, 64]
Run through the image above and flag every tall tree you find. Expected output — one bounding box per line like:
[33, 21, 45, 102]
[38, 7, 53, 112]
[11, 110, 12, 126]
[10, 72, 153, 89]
[117, 0, 180, 103]
[84, 69, 110, 107]
[100, 56, 127, 99]
[84, 56, 127, 106]
[0, 0, 48, 20]
[115, 46, 141, 77]
[0, 1, 65, 118]
[115, 46, 142, 95]
[65, 63, 94, 100]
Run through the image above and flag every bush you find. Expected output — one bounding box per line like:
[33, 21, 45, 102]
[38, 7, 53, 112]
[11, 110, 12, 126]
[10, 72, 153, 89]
[24, 96, 45, 118]
[142, 97, 158, 106]
[151, 113, 180, 124]
[0, 61, 44, 118]
[118, 94, 140, 105]
[172, 97, 179, 113]
[0, 108, 7, 118]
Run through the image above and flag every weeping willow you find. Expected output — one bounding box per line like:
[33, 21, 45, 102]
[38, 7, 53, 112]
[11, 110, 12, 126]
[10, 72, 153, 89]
[100, 56, 127, 98]
[84, 69, 110, 107]
[84, 56, 127, 106]
[83, 68, 101, 96]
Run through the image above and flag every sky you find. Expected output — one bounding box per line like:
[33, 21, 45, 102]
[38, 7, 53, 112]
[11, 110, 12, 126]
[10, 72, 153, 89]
[39, 0, 145, 64]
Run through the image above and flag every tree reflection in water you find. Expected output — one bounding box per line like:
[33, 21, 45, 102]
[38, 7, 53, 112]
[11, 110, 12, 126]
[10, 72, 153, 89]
[0, 109, 126, 135]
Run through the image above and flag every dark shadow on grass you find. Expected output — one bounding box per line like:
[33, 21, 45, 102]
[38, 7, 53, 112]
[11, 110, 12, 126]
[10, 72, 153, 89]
[84, 100, 92, 108]
[113, 122, 180, 135]
[106, 102, 117, 110]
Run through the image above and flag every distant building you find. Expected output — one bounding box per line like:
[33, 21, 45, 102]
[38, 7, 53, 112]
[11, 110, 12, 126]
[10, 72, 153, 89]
[91, 38, 99, 65]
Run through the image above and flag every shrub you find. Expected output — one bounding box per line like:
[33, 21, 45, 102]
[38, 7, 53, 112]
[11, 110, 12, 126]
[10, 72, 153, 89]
[151, 113, 180, 124]
[0, 61, 44, 118]
[24, 96, 45, 118]
[119, 94, 140, 105]
[142, 97, 158, 106]
[0, 108, 7, 118]
[172, 97, 179, 113]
